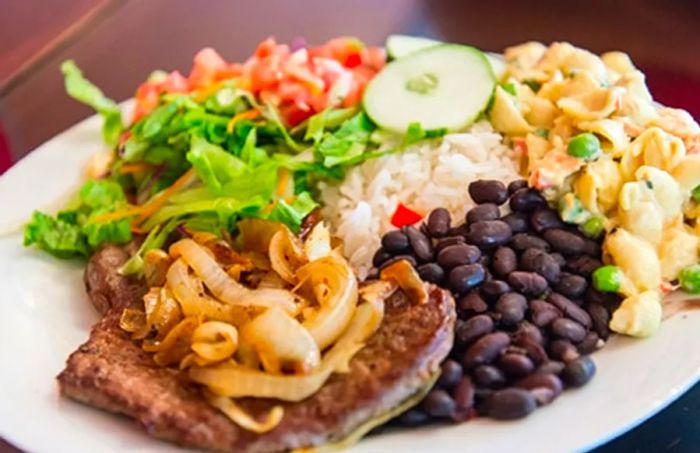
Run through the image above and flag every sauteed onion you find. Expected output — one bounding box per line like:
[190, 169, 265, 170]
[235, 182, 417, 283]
[118, 221, 403, 434]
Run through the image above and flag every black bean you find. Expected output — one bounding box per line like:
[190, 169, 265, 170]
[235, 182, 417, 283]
[508, 271, 548, 296]
[434, 235, 465, 253]
[551, 318, 587, 343]
[449, 263, 486, 294]
[495, 292, 527, 326]
[530, 208, 564, 233]
[478, 254, 491, 269]
[474, 388, 495, 404]
[458, 291, 489, 314]
[467, 203, 501, 224]
[577, 332, 602, 354]
[520, 248, 561, 284]
[437, 243, 481, 269]
[582, 238, 601, 257]
[516, 373, 562, 406]
[481, 280, 511, 301]
[403, 226, 433, 262]
[509, 188, 546, 213]
[379, 254, 417, 270]
[422, 389, 457, 418]
[465, 220, 513, 248]
[451, 377, 476, 419]
[513, 321, 545, 346]
[372, 247, 392, 268]
[507, 179, 528, 195]
[486, 388, 537, 420]
[438, 359, 464, 388]
[543, 229, 585, 255]
[427, 208, 452, 238]
[547, 292, 592, 328]
[463, 332, 511, 369]
[516, 373, 563, 397]
[529, 299, 562, 327]
[499, 353, 535, 377]
[492, 246, 517, 276]
[586, 302, 611, 339]
[586, 287, 622, 311]
[550, 252, 566, 267]
[469, 180, 509, 205]
[399, 409, 429, 426]
[566, 255, 602, 278]
[549, 339, 580, 363]
[456, 314, 494, 344]
[417, 263, 445, 284]
[530, 387, 557, 406]
[449, 224, 471, 238]
[554, 272, 588, 299]
[510, 233, 550, 252]
[536, 361, 565, 375]
[381, 230, 410, 253]
[501, 212, 530, 234]
[516, 337, 548, 365]
[472, 365, 507, 388]
[561, 356, 596, 387]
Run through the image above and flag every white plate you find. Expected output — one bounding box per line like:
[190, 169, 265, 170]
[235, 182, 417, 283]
[2, 111, 700, 453]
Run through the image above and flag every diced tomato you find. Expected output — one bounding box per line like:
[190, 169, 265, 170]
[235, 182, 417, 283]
[131, 36, 385, 127]
[132, 70, 191, 121]
[161, 71, 189, 93]
[390, 203, 424, 228]
[363, 47, 387, 71]
[189, 48, 229, 89]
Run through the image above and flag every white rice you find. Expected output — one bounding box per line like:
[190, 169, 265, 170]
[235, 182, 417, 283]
[319, 121, 520, 279]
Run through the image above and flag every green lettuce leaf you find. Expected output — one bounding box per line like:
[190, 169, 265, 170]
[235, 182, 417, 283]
[316, 112, 375, 167]
[24, 211, 89, 258]
[23, 179, 133, 258]
[268, 191, 318, 232]
[186, 135, 248, 193]
[403, 122, 448, 146]
[61, 60, 123, 145]
[119, 218, 178, 276]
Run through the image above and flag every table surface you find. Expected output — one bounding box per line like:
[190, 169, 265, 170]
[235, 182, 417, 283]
[1, 1, 700, 451]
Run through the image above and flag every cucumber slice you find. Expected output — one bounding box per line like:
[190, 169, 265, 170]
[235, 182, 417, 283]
[363, 44, 496, 132]
[386, 34, 507, 78]
[486, 53, 507, 80]
[386, 34, 442, 59]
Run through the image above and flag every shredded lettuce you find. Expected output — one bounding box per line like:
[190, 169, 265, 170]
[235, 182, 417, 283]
[268, 192, 318, 232]
[316, 112, 375, 167]
[40, 59, 447, 263]
[24, 180, 132, 257]
[119, 219, 178, 276]
[403, 122, 447, 146]
[24, 211, 89, 258]
[61, 60, 123, 145]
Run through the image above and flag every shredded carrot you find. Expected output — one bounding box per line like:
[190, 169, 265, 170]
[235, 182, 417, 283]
[263, 200, 278, 214]
[131, 168, 196, 227]
[92, 168, 196, 226]
[284, 195, 297, 204]
[226, 108, 261, 133]
[193, 81, 226, 103]
[119, 162, 152, 174]
[276, 169, 290, 197]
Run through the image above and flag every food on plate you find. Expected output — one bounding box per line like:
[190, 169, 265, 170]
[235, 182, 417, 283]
[59, 236, 455, 451]
[17, 33, 700, 449]
[362, 44, 496, 132]
[488, 42, 700, 336]
[372, 180, 614, 422]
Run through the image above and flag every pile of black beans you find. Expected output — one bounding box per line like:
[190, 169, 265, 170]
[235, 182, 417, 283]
[373, 179, 621, 424]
